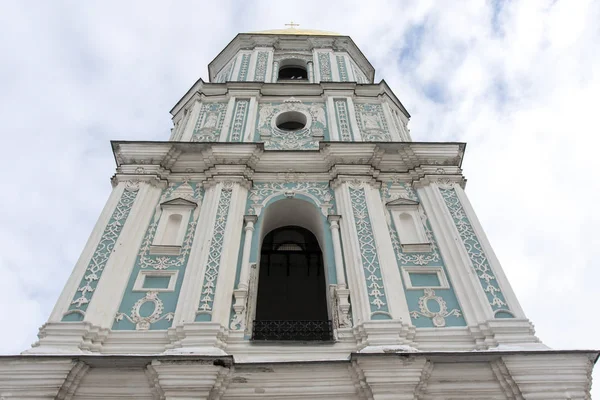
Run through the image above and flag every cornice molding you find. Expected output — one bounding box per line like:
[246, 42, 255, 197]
[110, 141, 467, 188]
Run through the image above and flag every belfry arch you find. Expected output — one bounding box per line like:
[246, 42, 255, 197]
[249, 197, 334, 341]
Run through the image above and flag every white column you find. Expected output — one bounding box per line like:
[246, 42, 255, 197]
[212, 181, 249, 326]
[230, 53, 242, 82]
[246, 50, 258, 83]
[346, 55, 357, 82]
[48, 183, 126, 322]
[312, 51, 321, 83]
[172, 183, 220, 325]
[85, 181, 163, 328]
[382, 101, 401, 141]
[244, 96, 258, 142]
[307, 61, 314, 83]
[180, 99, 202, 142]
[334, 181, 370, 324]
[330, 52, 341, 81]
[346, 97, 362, 141]
[454, 185, 526, 318]
[327, 215, 346, 287]
[238, 215, 258, 289]
[264, 48, 274, 83]
[326, 96, 339, 140]
[271, 60, 280, 83]
[415, 182, 491, 324]
[364, 183, 412, 322]
[219, 96, 236, 141]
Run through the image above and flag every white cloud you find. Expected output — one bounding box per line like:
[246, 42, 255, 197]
[0, 0, 598, 395]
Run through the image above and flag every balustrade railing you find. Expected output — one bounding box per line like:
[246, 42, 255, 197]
[252, 320, 333, 341]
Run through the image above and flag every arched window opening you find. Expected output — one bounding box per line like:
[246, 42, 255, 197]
[278, 65, 308, 81]
[161, 213, 183, 245]
[253, 226, 332, 341]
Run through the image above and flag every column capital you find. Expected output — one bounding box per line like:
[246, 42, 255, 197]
[111, 174, 167, 189]
[412, 175, 466, 189]
[327, 214, 342, 225]
[243, 214, 258, 224]
[330, 175, 381, 190]
[203, 175, 253, 190]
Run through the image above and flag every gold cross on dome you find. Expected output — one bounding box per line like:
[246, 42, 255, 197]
[285, 21, 300, 28]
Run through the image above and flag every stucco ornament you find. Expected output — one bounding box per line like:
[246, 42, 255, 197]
[247, 181, 335, 217]
[439, 186, 511, 313]
[410, 288, 461, 327]
[64, 182, 139, 318]
[330, 285, 352, 329]
[253, 51, 269, 81]
[348, 182, 390, 318]
[196, 188, 233, 318]
[257, 98, 327, 150]
[318, 52, 332, 81]
[138, 181, 203, 270]
[115, 291, 174, 330]
[354, 103, 391, 141]
[191, 102, 227, 142]
[380, 181, 441, 266]
[228, 99, 250, 142]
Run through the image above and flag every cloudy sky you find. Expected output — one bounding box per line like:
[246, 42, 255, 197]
[1, 0, 599, 394]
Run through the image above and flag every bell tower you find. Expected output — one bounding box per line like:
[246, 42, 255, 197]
[3, 26, 596, 399]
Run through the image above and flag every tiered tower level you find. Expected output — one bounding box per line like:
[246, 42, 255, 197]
[4, 28, 596, 399]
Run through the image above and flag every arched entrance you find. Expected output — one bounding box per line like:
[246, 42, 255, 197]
[253, 226, 332, 341]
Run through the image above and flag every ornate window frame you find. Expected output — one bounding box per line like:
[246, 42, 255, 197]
[133, 270, 179, 292]
[150, 198, 197, 255]
[387, 198, 432, 253]
[401, 266, 449, 290]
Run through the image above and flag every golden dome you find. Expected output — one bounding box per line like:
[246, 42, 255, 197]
[252, 27, 341, 36]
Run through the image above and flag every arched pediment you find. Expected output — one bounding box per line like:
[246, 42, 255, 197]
[247, 182, 335, 217]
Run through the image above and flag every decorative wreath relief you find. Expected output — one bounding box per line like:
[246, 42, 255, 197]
[115, 291, 174, 330]
[257, 99, 327, 150]
[410, 288, 461, 327]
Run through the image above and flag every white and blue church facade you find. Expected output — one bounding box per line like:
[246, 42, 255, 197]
[1, 27, 596, 399]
